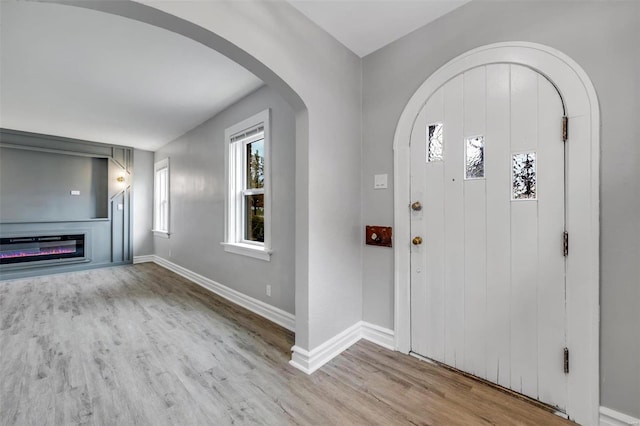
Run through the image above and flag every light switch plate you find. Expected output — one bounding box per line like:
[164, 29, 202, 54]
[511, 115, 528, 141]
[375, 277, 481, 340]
[374, 174, 388, 189]
[117, 204, 124, 211]
[70, 190, 80, 196]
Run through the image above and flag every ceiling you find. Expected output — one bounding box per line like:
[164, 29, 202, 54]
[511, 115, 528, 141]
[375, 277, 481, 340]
[0, 1, 263, 152]
[288, 0, 471, 57]
[0, 1, 470, 151]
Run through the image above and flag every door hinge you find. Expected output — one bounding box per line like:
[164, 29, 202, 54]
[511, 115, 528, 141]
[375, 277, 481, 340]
[563, 231, 569, 256]
[564, 347, 570, 374]
[562, 116, 568, 142]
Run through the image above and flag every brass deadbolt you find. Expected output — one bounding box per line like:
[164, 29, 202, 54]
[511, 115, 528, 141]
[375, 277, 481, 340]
[412, 236, 423, 245]
[411, 201, 422, 211]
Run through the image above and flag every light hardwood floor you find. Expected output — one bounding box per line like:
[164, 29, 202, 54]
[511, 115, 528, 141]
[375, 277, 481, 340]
[0, 263, 573, 425]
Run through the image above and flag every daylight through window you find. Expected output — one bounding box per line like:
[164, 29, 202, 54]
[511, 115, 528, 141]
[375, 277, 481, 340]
[223, 109, 271, 261]
[153, 158, 170, 237]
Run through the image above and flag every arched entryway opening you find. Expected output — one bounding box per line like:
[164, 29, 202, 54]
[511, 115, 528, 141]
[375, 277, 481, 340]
[51, 0, 313, 347]
[392, 42, 599, 425]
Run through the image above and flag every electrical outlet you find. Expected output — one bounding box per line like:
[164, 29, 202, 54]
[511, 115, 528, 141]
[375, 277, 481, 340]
[266, 285, 271, 297]
[168, 249, 172, 257]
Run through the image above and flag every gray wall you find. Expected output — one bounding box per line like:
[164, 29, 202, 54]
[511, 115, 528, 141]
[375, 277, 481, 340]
[154, 85, 296, 315]
[361, 0, 640, 417]
[0, 129, 134, 279]
[97, 0, 363, 351]
[0, 148, 108, 221]
[133, 149, 154, 257]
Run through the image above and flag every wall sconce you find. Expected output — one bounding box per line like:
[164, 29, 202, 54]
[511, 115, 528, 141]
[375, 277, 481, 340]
[116, 176, 125, 183]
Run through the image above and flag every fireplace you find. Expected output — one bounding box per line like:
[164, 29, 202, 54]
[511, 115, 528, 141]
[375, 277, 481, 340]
[0, 234, 85, 265]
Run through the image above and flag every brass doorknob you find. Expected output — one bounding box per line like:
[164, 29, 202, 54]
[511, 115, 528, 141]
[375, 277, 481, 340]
[411, 201, 422, 211]
[412, 236, 423, 245]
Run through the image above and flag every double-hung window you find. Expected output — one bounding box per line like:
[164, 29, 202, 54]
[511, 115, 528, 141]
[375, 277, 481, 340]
[153, 158, 170, 238]
[222, 109, 271, 261]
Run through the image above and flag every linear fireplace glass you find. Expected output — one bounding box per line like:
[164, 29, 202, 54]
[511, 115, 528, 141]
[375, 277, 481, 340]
[0, 234, 85, 265]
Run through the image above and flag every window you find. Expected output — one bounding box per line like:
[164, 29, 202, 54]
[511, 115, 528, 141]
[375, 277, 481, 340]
[427, 123, 443, 162]
[153, 158, 170, 238]
[512, 152, 537, 200]
[222, 109, 271, 261]
[465, 135, 485, 179]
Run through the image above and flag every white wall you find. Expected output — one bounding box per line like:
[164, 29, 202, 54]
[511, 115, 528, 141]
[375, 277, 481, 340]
[361, 0, 640, 418]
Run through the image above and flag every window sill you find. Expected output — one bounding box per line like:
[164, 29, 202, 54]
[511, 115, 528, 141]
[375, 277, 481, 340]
[221, 242, 272, 261]
[153, 230, 170, 239]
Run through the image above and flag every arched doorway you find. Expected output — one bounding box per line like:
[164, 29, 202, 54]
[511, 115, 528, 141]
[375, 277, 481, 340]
[48, 0, 314, 349]
[55, 0, 367, 363]
[393, 42, 599, 424]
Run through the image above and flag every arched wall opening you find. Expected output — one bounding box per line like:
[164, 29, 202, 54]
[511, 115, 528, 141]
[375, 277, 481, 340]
[52, 0, 366, 360]
[52, 0, 311, 342]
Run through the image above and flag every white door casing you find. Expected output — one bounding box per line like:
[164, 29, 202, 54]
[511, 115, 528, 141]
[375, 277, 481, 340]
[409, 64, 567, 409]
[393, 43, 599, 425]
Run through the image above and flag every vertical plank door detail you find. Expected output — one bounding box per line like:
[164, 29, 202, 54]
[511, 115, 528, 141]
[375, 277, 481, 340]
[410, 64, 567, 410]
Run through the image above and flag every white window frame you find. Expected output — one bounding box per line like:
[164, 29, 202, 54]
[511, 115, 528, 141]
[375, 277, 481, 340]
[222, 109, 272, 261]
[153, 157, 170, 238]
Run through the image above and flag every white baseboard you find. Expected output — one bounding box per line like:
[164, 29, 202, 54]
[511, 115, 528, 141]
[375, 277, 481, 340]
[135, 257, 397, 374]
[140, 255, 295, 332]
[361, 321, 395, 350]
[133, 255, 155, 264]
[290, 320, 396, 374]
[290, 322, 363, 374]
[600, 407, 640, 426]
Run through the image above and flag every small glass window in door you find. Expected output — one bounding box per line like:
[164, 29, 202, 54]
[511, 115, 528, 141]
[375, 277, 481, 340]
[427, 123, 443, 162]
[512, 152, 537, 200]
[465, 136, 484, 179]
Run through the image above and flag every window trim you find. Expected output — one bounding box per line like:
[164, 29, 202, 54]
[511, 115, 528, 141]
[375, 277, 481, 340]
[223, 109, 272, 261]
[153, 157, 170, 238]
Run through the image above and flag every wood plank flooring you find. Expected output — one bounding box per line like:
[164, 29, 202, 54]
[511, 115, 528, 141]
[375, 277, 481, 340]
[0, 263, 573, 425]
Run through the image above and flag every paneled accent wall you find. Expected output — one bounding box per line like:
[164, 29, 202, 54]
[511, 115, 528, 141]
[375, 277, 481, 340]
[0, 128, 134, 279]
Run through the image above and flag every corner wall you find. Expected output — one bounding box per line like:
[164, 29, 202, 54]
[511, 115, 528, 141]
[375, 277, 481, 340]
[361, 0, 640, 418]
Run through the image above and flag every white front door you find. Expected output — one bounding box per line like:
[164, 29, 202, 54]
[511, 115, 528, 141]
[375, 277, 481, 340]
[410, 64, 567, 410]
